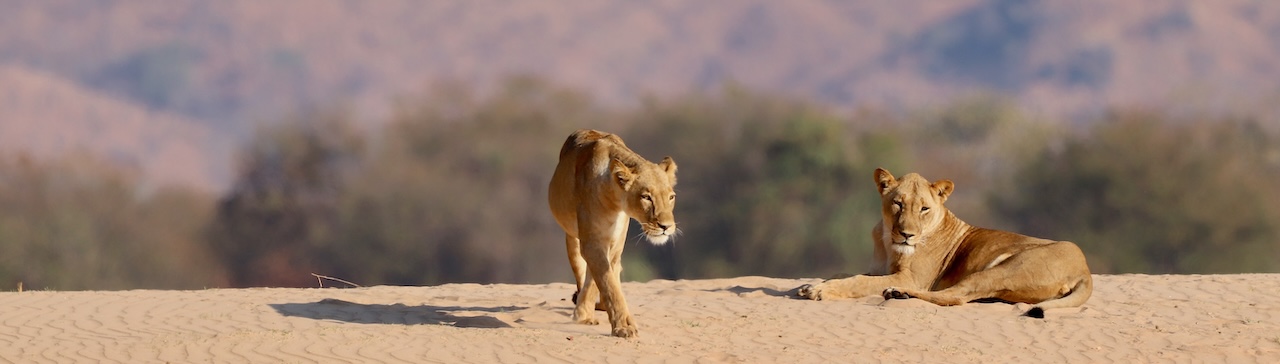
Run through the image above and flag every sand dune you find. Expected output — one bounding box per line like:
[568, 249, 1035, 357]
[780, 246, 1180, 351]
[2, 274, 1278, 363]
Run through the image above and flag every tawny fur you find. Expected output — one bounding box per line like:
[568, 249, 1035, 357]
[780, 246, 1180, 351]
[547, 129, 678, 338]
[797, 168, 1092, 316]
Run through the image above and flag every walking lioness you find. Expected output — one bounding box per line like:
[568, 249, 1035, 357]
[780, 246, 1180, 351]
[548, 129, 678, 337]
[797, 168, 1092, 317]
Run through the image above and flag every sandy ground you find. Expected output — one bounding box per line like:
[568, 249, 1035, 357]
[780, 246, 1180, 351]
[1, 274, 1278, 363]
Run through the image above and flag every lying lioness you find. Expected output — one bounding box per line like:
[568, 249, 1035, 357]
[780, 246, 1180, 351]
[797, 168, 1092, 317]
[548, 129, 678, 337]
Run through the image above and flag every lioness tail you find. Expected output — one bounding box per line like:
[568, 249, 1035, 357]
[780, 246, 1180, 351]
[1023, 274, 1093, 319]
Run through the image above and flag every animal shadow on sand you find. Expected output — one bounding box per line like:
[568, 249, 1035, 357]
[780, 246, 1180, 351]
[706, 285, 795, 298]
[270, 299, 525, 329]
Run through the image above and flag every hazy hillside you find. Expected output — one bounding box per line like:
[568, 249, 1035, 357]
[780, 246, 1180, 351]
[2, 0, 1279, 191]
[0, 65, 228, 191]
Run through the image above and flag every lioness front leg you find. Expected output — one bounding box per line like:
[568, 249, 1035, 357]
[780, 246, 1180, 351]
[583, 245, 638, 338]
[797, 274, 913, 300]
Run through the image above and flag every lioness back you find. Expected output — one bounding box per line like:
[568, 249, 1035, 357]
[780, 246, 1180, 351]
[548, 129, 620, 235]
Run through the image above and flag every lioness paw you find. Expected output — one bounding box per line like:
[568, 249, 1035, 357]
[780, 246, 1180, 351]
[797, 283, 826, 300]
[882, 287, 912, 300]
[612, 325, 638, 338]
[574, 311, 599, 325]
[609, 316, 638, 338]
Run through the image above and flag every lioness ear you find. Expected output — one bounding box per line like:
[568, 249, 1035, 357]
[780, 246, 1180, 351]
[874, 168, 897, 195]
[660, 156, 677, 184]
[611, 158, 635, 190]
[933, 179, 954, 203]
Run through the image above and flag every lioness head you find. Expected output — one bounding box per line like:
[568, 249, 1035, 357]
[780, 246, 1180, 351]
[611, 156, 678, 245]
[875, 168, 953, 255]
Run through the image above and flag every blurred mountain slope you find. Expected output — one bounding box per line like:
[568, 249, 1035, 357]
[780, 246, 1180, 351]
[2, 0, 1279, 191]
[0, 65, 228, 191]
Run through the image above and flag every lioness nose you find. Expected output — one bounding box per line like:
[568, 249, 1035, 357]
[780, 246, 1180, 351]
[900, 232, 915, 240]
[657, 223, 671, 231]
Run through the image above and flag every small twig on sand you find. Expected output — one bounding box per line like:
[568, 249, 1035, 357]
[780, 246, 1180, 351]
[17, 282, 22, 292]
[310, 273, 363, 288]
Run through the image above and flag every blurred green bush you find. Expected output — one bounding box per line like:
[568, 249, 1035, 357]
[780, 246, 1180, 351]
[3, 77, 1278, 289]
[0, 154, 226, 290]
[992, 111, 1280, 273]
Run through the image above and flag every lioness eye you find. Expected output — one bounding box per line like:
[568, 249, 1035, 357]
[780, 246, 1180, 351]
[669, 194, 676, 201]
[642, 195, 652, 201]
[921, 206, 930, 213]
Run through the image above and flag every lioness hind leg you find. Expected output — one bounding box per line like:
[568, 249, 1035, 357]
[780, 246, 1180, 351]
[566, 234, 588, 298]
[573, 273, 600, 325]
[973, 243, 1091, 305]
[569, 290, 608, 311]
[881, 286, 969, 306]
[884, 246, 1083, 307]
[881, 261, 1027, 305]
[566, 234, 607, 314]
[883, 264, 1031, 306]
